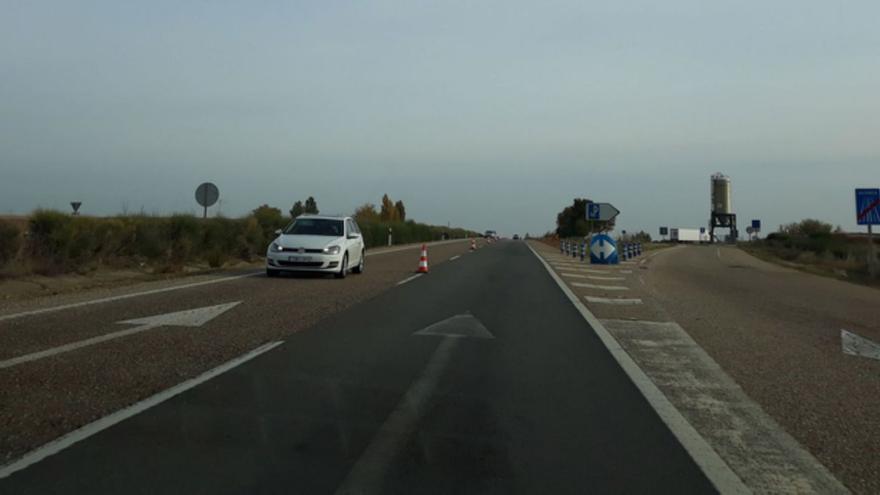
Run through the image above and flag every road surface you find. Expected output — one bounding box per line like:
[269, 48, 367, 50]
[0, 240, 715, 493]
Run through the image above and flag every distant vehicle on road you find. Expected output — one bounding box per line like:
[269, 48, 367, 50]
[484, 230, 497, 239]
[670, 228, 709, 243]
[266, 215, 365, 278]
[513, 234, 520, 240]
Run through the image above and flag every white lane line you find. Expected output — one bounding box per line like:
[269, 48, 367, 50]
[572, 282, 629, 291]
[0, 239, 470, 324]
[526, 244, 748, 494]
[587, 275, 625, 281]
[335, 338, 458, 494]
[553, 267, 609, 274]
[0, 272, 260, 324]
[639, 258, 647, 265]
[396, 274, 424, 286]
[449, 255, 461, 261]
[0, 340, 284, 479]
[716, 248, 722, 260]
[560, 272, 588, 278]
[619, 270, 633, 274]
[585, 296, 642, 305]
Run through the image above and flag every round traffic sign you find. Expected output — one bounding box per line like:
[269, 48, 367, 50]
[195, 182, 219, 208]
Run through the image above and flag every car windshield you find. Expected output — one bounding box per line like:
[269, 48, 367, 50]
[284, 219, 343, 236]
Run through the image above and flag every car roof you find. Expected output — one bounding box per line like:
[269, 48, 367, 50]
[295, 214, 350, 221]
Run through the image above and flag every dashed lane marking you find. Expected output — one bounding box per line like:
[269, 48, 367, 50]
[584, 296, 642, 305]
[396, 274, 424, 286]
[561, 272, 588, 278]
[572, 282, 629, 291]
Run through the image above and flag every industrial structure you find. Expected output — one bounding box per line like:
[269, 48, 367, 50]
[709, 173, 737, 243]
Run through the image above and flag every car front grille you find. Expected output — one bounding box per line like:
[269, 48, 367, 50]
[277, 261, 324, 267]
[279, 247, 324, 253]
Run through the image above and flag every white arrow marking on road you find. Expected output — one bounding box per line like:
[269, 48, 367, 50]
[841, 329, 880, 361]
[0, 302, 241, 369]
[413, 313, 495, 339]
[335, 313, 493, 494]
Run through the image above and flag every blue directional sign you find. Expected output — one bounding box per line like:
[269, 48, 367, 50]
[751, 219, 761, 231]
[855, 188, 880, 225]
[586, 202, 620, 222]
[590, 234, 619, 264]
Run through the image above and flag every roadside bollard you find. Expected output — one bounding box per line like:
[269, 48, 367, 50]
[573, 241, 578, 258]
[637, 243, 642, 256]
[560, 241, 564, 254]
[579, 241, 585, 262]
[621, 243, 628, 261]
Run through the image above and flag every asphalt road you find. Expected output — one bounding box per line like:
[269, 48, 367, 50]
[644, 245, 880, 494]
[0, 240, 715, 494]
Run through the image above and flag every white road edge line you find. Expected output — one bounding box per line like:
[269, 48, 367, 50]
[0, 239, 470, 323]
[449, 255, 461, 261]
[526, 243, 749, 494]
[0, 340, 284, 480]
[396, 274, 423, 286]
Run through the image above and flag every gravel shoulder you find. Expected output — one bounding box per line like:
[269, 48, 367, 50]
[644, 245, 880, 494]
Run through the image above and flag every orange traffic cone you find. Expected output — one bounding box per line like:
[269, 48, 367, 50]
[470, 239, 476, 251]
[417, 244, 429, 273]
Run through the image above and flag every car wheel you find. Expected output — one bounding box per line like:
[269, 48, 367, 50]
[335, 253, 348, 279]
[266, 268, 279, 277]
[352, 250, 365, 274]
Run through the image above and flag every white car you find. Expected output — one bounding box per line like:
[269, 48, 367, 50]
[266, 215, 366, 278]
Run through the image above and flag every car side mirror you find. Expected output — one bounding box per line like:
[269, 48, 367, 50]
[348, 233, 361, 239]
[274, 229, 282, 235]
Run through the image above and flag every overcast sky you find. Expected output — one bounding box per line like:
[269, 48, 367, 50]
[2, 1, 878, 236]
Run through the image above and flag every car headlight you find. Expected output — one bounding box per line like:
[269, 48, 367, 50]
[271, 243, 283, 252]
[323, 245, 341, 255]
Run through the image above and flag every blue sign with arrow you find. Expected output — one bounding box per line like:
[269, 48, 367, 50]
[856, 188, 880, 226]
[590, 234, 619, 265]
[587, 202, 620, 222]
[751, 219, 761, 231]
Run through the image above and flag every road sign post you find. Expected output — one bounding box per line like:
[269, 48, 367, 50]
[589, 234, 619, 265]
[855, 188, 880, 277]
[70, 202, 82, 216]
[195, 182, 220, 219]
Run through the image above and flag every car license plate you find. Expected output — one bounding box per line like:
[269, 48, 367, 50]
[288, 256, 312, 262]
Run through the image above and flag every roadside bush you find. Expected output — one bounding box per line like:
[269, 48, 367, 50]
[0, 219, 21, 267]
[205, 248, 227, 268]
[9, 208, 477, 276]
